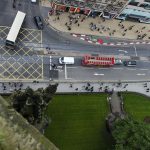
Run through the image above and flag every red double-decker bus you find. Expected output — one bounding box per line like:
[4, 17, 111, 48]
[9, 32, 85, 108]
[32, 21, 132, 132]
[82, 55, 115, 67]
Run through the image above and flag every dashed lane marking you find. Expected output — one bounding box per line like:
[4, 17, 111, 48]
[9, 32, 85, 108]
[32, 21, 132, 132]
[113, 68, 123, 70]
[136, 73, 145, 76]
[67, 67, 78, 68]
[140, 69, 149, 70]
[94, 73, 104, 76]
[127, 68, 136, 70]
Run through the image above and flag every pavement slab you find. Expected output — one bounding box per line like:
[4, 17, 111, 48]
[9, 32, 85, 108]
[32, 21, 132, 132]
[47, 12, 150, 41]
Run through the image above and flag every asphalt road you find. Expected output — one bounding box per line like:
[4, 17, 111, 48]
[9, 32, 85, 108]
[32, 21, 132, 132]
[47, 56, 150, 81]
[0, 0, 150, 81]
[1, 0, 150, 57]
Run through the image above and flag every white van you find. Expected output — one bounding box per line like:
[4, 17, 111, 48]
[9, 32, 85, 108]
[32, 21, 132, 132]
[59, 57, 74, 65]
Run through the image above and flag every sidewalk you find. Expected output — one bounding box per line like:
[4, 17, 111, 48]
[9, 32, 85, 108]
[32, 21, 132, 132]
[0, 81, 150, 97]
[47, 12, 150, 41]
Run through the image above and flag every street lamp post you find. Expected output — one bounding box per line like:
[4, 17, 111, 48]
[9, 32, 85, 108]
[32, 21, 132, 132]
[64, 63, 67, 79]
[133, 43, 137, 56]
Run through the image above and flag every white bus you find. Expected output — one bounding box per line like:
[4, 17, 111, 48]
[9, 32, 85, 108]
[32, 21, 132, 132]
[6, 11, 26, 49]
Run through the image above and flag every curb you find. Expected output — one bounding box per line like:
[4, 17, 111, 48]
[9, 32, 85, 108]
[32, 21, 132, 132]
[71, 33, 150, 46]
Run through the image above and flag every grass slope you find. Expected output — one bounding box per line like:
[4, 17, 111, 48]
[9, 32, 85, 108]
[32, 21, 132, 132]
[45, 94, 112, 150]
[123, 93, 150, 121]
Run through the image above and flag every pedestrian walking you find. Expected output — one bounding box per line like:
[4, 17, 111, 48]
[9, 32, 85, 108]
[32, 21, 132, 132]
[87, 83, 90, 87]
[70, 83, 73, 88]
[118, 23, 121, 26]
[75, 88, 78, 91]
[69, 22, 72, 25]
[57, 16, 60, 20]
[75, 20, 78, 24]
[121, 25, 124, 29]
[122, 33, 126, 36]
[85, 86, 88, 91]
[124, 29, 127, 32]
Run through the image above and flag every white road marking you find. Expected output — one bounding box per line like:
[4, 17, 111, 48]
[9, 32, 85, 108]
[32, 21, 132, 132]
[94, 73, 104, 76]
[58, 69, 63, 72]
[109, 43, 114, 45]
[127, 68, 136, 70]
[113, 68, 123, 70]
[140, 69, 148, 71]
[67, 67, 78, 69]
[133, 44, 137, 56]
[136, 42, 140, 44]
[80, 37, 85, 40]
[72, 34, 77, 37]
[118, 50, 128, 53]
[136, 73, 145, 76]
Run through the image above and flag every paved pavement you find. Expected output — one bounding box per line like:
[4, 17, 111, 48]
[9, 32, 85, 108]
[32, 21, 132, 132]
[47, 12, 150, 41]
[0, 0, 149, 83]
[110, 92, 122, 115]
[72, 33, 150, 46]
[0, 81, 150, 97]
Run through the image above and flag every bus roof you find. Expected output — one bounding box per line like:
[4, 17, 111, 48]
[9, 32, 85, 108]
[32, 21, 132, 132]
[6, 11, 26, 43]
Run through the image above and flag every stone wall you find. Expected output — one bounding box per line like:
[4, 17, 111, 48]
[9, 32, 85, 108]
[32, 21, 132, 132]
[0, 96, 59, 150]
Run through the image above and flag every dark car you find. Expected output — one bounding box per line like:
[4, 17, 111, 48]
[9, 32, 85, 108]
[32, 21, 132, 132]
[123, 60, 136, 67]
[34, 16, 44, 30]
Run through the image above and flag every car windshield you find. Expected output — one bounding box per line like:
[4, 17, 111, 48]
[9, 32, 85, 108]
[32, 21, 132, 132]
[61, 58, 64, 62]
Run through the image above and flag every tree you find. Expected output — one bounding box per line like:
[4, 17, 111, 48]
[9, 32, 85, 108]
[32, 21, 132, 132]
[112, 117, 150, 150]
[11, 84, 58, 127]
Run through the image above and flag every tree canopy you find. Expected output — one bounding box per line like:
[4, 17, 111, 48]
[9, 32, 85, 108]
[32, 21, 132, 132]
[112, 117, 150, 150]
[11, 84, 58, 126]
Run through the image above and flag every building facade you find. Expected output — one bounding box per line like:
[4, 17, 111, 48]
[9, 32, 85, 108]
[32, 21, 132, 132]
[117, 0, 150, 23]
[50, 0, 129, 19]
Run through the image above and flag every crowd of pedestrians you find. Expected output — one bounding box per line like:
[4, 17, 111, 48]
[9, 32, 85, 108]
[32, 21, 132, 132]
[1, 82, 24, 92]
[0, 81, 149, 97]
[143, 83, 150, 93]
[48, 11, 150, 40]
[68, 82, 129, 93]
[67, 82, 150, 95]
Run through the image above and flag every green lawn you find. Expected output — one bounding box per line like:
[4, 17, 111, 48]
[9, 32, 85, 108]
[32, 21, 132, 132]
[123, 93, 150, 121]
[45, 94, 113, 150]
